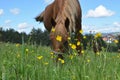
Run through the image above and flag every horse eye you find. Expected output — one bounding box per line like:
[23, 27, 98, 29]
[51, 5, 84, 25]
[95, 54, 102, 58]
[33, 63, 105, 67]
[51, 18, 56, 27]
[65, 18, 69, 31]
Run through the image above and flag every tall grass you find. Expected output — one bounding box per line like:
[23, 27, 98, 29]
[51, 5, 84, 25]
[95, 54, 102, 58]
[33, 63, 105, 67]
[0, 42, 120, 80]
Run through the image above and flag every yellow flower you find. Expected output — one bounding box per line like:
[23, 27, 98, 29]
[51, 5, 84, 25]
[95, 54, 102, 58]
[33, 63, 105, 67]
[79, 29, 83, 34]
[96, 52, 100, 55]
[51, 27, 55, 32]
[73, 53, 77, 56]
[114, 40, 119, 44]
[56, 35, 62, 42]
[87, 59, 90, 63]
[69, 55, 74, 59]
[77, 41, 81, 46]
[50, 52, 54, 55]
[67, 37, 71, 40]
[61, 59, 65, 64]
[58, 58, 62, 61]
[44, 62, 49, 65]
[17, 53, 20, 58]
[71, 44, 76, 50]
[37, 56, 43, 60]
[95, 32, 102, 38]
[16, 43, 20, 47]
[83, 36, 86, 39]
[69, 43, 72, 46]
[81, 50, 84, 54]
[25, 48, 29, 52]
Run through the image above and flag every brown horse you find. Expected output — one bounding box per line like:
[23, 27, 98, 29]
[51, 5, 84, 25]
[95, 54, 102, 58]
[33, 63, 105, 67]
[35, 0, 82, 59]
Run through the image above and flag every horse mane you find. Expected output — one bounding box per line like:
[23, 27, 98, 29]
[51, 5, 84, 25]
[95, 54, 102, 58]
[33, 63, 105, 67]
[55, 0, 81, 33]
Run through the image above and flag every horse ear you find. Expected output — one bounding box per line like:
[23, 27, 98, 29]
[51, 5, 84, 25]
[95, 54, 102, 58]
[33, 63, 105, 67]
[65, 18, 70, 31]
[51, 18, 56, 27]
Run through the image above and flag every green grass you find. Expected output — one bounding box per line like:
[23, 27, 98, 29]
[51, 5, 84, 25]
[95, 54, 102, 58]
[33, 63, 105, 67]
[0, 43, 120, 80]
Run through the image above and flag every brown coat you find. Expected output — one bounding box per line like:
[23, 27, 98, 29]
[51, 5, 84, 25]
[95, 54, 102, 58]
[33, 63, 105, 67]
[35, 0, 82, 58]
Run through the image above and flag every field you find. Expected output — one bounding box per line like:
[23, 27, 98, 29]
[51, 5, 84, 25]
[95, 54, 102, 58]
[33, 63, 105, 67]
[0, 43, 120, 80]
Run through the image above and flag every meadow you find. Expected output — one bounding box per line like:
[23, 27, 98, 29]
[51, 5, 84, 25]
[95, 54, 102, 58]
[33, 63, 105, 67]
[0, 42, 120, 80]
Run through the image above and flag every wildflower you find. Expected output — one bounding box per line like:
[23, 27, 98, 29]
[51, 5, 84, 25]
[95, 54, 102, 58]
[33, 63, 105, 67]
[69, 55, 74, 59]
[77, 41, 81, 46]
[69, 43, 72, 46]
[95, 32, 102, 38]
[25, 48, 29, 52]
[87, 59, 90, 63]
[67, 37, 71, 40]
[96, 52, 100, 55]
[17, 53, 20, 58]
[58, 58, 62, 61]
[72, 75, 76, 80]
[56, 35, 62, 42]
[16, 43, 20, 47]
[61, 59, 65, 64]
[44, 62, 49, 65]
[37, 56, 43, 60]
[51, 27, 55, 32]
[83, 36, 86, 39]
[51, 55, 54, 59]
[73, 53, 77, 56]
[71, 44, 76, 50]
[114, 40, 119, 44]
[50, 52, 54, 55]
[81, 50, 84, 54]
[79, 29, 83, 34]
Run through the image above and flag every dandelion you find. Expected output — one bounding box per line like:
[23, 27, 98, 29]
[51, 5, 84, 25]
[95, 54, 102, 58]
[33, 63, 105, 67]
[51, 27, 55, 32]
[56, 35, 62, 42]
[73, 52, 77, 56]
[114, 40, 119, 44]
[77, 41, 81, 46]
[61, 59, 65, 64]
[72, 75, 76, 80]
[95, 32, 102, 38]
[51, 55, 54, 59]
[83, 36, 86, 39]
[81, 50, 84, 54]
[69, 55, 74, 59]
[17, 53, 20, 58]
[37, 56, 43, 60]
[58, 58, 62, 61]
[50, 52, 54, 55]
[96, 52, 100, 55]
[71, 44, 76, 50]
[44, 62, 49, 65]
[87, 59, 90, 63]
[67, 37, 71, 40]
[69, 43, 72, 46]
[16, 43, 20, 47]
[79, 29, 83, 34]
[25, 48, 29, 52]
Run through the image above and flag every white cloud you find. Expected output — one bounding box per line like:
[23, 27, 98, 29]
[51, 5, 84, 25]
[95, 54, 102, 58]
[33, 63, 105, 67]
[10, 8, 20, 15]
[18, 22, 29, 29]
[82, 24, 120, 33]
[44, 0, 54, 4]
[0, 9, 4, 16]
[17, 22, 33, 33]
[4, 20, 12, 24]
[85, 5, 115, 18]
[113, 22, 120, 27]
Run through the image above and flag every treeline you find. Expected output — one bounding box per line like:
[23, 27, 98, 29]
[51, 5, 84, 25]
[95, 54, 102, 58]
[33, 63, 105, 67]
[0, 27, 120, 52]
[0, 27, 50, 46]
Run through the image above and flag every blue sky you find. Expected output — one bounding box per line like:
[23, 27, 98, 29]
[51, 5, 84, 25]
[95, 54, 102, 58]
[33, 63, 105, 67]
[0, 0, 120, 34]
